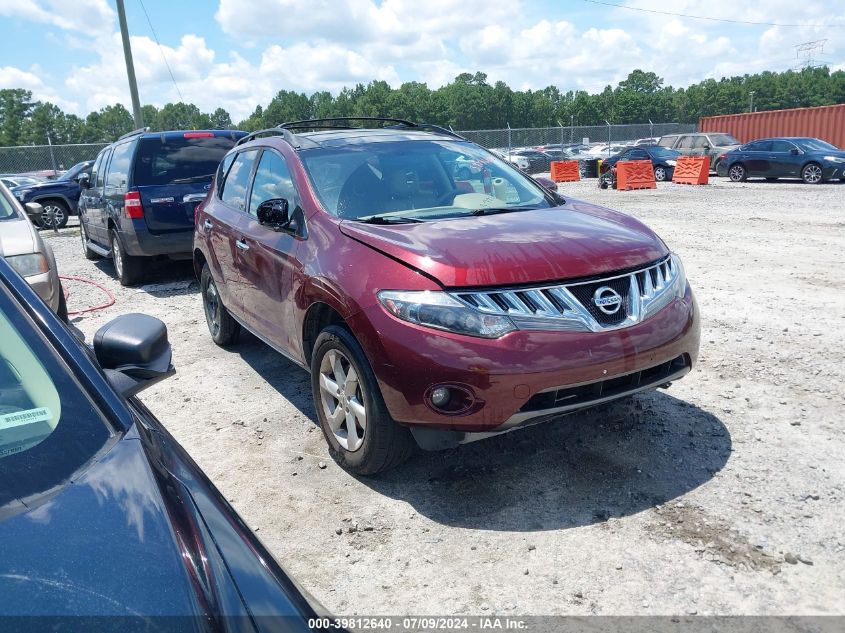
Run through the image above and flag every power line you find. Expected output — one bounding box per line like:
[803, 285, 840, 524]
[580, 0, 841, 29]
[137, 0, 186, 104]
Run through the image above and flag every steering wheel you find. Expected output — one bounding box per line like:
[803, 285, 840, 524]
[435, 188, 464, 206]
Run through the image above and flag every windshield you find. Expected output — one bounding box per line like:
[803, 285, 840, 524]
[0, 287, 112, 508]
[795, 138, 838, 152]
[134, 135, 240, 186]
[708, 134, 739, 147]
[57, 161, 90, 182]
[300, 139, 553, 222]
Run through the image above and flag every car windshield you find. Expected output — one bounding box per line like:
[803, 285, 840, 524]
[708, 134, 739, 146]
[795, 138, 838, 152]
[300, 139, 553, 222]
[0, 189, 19, 221]
[56, 161, 90, 182]
[0, 288, 113, 509]
[134, 135, 240, 186]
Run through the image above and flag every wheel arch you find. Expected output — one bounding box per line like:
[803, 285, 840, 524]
[302, 302, 347, 364]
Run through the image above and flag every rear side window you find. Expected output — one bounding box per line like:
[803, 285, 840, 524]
[249, 150, 299, 217]
[134, 135, 239, 187]
[693, 136, 710, 149]
[221, 150, 259, 212]
[658, 136, 676, 148]
[106, 141, 136, 190]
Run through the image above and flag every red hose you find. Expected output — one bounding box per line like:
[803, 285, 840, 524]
[60, 275, 116, 316]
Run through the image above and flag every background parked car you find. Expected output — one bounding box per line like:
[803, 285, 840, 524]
[716, 137, 845, 184]
[0, 183, 65, 319]
[509, 148, 553, 173]
[658, 132, 740, 171]
[0, 256, 323, 626]
[10, 160, 93, 229]
[599, 145, 681, 182]
[79, 128, 245, 286]
[0, 174, 44, 189]
[633, 137, 660, 146]
[491, 149, 530, 171]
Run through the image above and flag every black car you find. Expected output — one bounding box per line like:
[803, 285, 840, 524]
[79, 129, 245, 286]
[509, 148, 553, 174]
[716, 137, 845, 184]
[10, 160, 93, 229]
[599, 145, 681, 182]
[0, 256, 323, 630]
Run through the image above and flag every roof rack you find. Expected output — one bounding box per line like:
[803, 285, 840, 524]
[117, 126, 150, 141]
[234, 117, 466, 149]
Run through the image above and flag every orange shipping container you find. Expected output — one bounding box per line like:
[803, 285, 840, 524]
[699, 104, 845, 149]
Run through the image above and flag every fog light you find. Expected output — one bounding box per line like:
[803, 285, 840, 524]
[430, 387, 451, 408]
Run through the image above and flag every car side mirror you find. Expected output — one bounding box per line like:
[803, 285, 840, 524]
[24, 202, 43, 224]
[702, 144, 711, 151]
[790, 148, 800, 155]
[93, 314, 174, 397]
[256, 198, 290, 231]
[77, 173, 90, 188]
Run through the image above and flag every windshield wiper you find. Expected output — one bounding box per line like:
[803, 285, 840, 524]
[357, 215, 423, 224]
[170, 172, 215, 184]
[470, 205, 540, 216]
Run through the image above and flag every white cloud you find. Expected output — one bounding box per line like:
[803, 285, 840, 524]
[0, 0, 113, 34]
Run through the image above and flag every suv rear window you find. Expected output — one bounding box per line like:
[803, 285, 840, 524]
[133, 135, 240, 186]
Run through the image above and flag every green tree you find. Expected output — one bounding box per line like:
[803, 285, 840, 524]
[0, 89, 35, 146]
[83, 104, 134, 142]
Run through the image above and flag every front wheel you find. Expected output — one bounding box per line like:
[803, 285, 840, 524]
[728, 163, 747, 182]
[801, 162, 823, 184]
[653, 165, 668, 182]
[40, 200, 69, 229]
[311, 325, 414, 475]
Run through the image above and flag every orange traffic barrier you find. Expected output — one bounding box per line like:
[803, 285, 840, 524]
[671, 156, 709, 185]
[615, 160, 656, 191]
[550, 160, 580, 182]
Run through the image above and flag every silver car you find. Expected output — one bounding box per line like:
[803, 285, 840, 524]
[0, 184, 66, 320]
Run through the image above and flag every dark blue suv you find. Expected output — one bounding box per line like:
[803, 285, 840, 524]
[11, 160, 93, 229]
[79, 128, 245, 285]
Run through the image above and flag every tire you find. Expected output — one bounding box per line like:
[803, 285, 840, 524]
[728, 163, 747, 182]
[801, 162, 823, 184]
[311, 324, 414, 475]
[57, 283, 68, 323]
[200, 263, 240, 346]
[39, 200, 69, 229]
[80, 221, 100, 260]
[653, 165, 668, 182]
[110, 229, 144, 286]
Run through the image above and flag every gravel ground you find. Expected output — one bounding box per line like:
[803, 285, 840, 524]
[46, 177, 845, 616]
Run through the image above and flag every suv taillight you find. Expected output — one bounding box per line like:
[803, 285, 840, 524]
[125, 191, 144, 219]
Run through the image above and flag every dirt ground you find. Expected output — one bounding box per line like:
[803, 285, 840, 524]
[46, 177, 845, 616]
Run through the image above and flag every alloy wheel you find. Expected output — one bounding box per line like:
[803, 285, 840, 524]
[112, 237, 124, 278]
[803, 164, 822, 184]
[41, 204, 65, 228]
[319, 349, 367, 452]
[654, 166, 667, 181]
[204, 278, 221, 337]
[729, 165, 745, 182]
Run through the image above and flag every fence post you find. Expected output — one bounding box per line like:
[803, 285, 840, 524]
[46, 134, 58, 176]
[507, 122, 512, 156]
[604, 120, 611, 156]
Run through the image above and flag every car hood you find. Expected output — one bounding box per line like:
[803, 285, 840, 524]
[339, 200, 668, 287]
[11, 179, 76, 194]
[0, 435, 214, 619]
[0, 217, 37, 257]
[819, 149, 845, 158]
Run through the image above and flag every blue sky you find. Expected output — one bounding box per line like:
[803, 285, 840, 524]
[0, 0, 842, 121]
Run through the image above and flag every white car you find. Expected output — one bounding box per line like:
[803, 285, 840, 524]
[490, 149, 530, 171]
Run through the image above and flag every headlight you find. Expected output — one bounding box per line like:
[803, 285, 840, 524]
[5, 253, 50, 278]
[14, 188, 31, 199]
[378, 290, 516, 338]
[823, 155, 845, 163]
[666, 160, 677, 166]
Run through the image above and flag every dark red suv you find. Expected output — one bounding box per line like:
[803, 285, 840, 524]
[193, 118, 700, 474]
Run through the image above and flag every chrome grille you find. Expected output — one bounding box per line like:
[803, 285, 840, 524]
[452, 255, 682, 333]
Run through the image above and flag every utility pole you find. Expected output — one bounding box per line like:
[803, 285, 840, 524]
[749, 91, 755, 113]
[116, 0, 143, 128]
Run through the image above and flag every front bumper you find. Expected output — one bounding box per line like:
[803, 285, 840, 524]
[350, 284, 700, 434]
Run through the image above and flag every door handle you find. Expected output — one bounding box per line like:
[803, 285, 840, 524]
[236, 239, 249, 251]
[203, 219, 213, 230]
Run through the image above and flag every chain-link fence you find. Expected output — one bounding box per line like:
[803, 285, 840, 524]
[455, 123, 697, 152]
[0, 143, 108, 176]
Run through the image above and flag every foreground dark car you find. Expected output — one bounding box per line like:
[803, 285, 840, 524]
[716, 137, 845, 183]
[194, 118, 700, 475]
[11, 160, 93, 229]
[599, 145, 681, 182]
[0, 257, 321, 631]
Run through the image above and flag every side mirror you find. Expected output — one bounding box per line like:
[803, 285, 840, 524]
[94, 313, 174, 397]
[790, 148, 800, 156]
[24, 202, 43, 224]
[256, 198, 290, 230]
[702, 144, 711, 151]
[77, 173, 90, 189]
